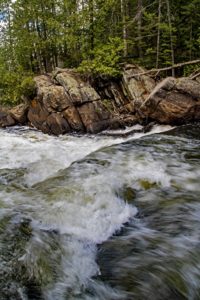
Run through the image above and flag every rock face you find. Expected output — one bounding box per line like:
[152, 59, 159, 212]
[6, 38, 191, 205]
[122, 64, 156, 112]
[139, 77, 200, 124]
[1, 65, 200, 135]
[27, 70, 114, 134]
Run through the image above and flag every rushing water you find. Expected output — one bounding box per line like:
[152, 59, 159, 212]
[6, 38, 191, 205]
[0, 123, 199, 300]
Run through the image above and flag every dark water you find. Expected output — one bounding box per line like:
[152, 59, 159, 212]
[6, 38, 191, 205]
[0, 124, 199, 299]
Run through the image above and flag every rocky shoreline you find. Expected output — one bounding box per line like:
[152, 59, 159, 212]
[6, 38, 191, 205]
[1, 64, 200, 135]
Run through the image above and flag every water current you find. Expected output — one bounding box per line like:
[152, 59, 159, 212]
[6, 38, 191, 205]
[0, 123, 199, 300]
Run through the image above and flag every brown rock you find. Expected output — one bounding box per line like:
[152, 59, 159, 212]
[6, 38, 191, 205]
[176, 78, 200, 99]
[27, 99, 49, 132]
[120, 115, 139, 127]
[9, 103, 28, 124]
[77, 101, 111, 133]
[140, 77, 200, 124]
[124, 102, 135, 114]
[63, 106, 85, 132]
[0, 111, 16, 127]
[46, 113, 70, 135]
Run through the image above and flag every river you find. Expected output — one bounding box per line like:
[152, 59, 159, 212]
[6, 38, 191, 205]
[0, 123, 200, 300]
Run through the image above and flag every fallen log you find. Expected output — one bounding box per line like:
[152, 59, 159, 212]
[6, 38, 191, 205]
[127, 59, 200, 79]
[189, 69, 200, 80]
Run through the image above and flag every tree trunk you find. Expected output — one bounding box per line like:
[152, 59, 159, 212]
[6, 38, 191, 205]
[156, 0, 162, 68]
[166, 0, 175, 76]
[137, 0, 143, 59]
[89, 0, 94, 52]
[121, 0, 128, 57]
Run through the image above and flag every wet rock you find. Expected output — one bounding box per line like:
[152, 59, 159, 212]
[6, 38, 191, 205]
[46, 112, 70, 135]
[0, 111, 16, 127]
[27, 99, 50, 133]
[77, 101, 111, 133]
[118, 185, 136, 203]
[139, 179, 157, 190]
[63, 106, 85, 132]
[9, 103, 28, 124]
[119, 115, 139, 127]
[0, 215, 39, 300]
[140, 77, 200, 124]
[0, 214, 63, 300]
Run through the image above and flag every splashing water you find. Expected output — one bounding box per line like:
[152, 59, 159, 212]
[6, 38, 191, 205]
[0, 123, 199, 300]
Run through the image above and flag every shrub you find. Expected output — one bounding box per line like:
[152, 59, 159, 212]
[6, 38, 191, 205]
[77, 37, 124, 78]
[0, 69, 35, 106]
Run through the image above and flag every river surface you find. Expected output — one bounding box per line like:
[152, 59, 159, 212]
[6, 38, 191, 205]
[0, 123, 200, 300]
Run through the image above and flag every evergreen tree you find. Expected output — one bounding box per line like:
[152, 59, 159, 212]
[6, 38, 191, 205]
[0, 0, 199, 104]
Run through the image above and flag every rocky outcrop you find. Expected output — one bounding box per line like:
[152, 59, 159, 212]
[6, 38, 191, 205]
[26, 71, 115, 134]
[1, 65, 200, 135]
[139, 77, 200, 124]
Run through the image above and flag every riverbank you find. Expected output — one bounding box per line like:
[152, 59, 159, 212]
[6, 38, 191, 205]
[1, 64, 200, 135]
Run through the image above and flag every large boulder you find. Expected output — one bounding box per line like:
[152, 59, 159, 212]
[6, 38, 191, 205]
[139, 77, 200, 124]
[34, 75, 71, 112]
[27, 73, 113, 135]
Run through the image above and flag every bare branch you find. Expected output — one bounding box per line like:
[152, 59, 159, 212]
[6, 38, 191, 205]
[127, 59, 200, 79]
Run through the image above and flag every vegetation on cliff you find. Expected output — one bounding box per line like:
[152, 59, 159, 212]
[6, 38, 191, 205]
[0, 0, 200, 105]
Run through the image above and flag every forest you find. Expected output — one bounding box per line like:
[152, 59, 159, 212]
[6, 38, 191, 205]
[0, 0, 200, 104]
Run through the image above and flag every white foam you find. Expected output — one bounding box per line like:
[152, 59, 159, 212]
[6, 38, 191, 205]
[0, 124, 174, 299]
[0, 124, 173, 186]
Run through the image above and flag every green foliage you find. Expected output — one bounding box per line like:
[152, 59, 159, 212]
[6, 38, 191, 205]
[20, 77, 36, 99]
[77, 38, 123, 77]
[0, 0, 200, 103]
[0, 67, 34, 106]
